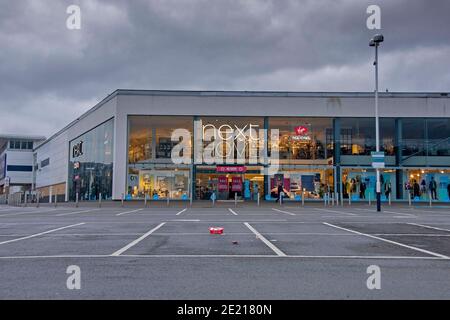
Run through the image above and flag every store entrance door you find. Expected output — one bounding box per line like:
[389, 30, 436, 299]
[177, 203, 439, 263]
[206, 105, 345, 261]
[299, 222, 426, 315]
[195, 166, 264, 201]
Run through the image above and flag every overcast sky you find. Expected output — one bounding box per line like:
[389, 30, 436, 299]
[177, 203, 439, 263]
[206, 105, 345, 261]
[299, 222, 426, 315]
[1, 0, 449, 137]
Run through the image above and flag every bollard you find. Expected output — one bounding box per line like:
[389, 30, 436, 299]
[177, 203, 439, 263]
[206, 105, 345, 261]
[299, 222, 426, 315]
[328, 192, 331, 206]
[257, 193, 260, 206]
[340, 192, 344, 207]
[36, 192, 40, 208]
[212, 195, 215, 207]
[331, 192, 335, 206]
[348, 193, 352, 206]
[189, 195, 193, 207]
[408, 193, 412, 207]
[235, 192, 238, 208]
[388, 193, 391, 206]
[167, 195, 170, 207]
[121, 193, 124, 207]
[302, 190, 305, 207]
[76, 192, 79, 208]
[279, 193, 282, 206]
[24, 193, 28, 207]
[144, 194, 148, 208]
[54, 194, 57, 208]
[323, 194, 327, 206]
[99, 193, 102, 208]
[429, 191, 432, 207]
[368, 192, 371, 206]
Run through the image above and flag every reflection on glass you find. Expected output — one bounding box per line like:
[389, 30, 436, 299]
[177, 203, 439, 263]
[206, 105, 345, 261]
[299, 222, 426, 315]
[340, 118, 395, 156]
[128, 167, 190, 199]
[427, 119, 450, 156]
[69, 119, 114, 201]
[267, 169, 334, 200]
[269, 117, 333, 163]
[128, 116, 193, 163]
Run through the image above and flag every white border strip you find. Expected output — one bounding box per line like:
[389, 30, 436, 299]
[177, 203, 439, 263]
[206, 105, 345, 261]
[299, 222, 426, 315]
[0, 254, 445, 260]
[111, 222, 166, 256]
[176, 208, 187, 216]
[228, 208, 238, 216]
[0, 223, 85, 245]
[323, 222, 449, 259]
[244, 222, 286, 256]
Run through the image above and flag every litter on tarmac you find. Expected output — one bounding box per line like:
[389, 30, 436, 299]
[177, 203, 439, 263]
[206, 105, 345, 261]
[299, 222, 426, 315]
[209, 227, 224, 234]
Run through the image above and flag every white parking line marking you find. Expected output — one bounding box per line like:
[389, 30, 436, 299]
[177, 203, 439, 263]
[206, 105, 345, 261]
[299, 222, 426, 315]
[314, 208, 355, 216]
[383, 210, 416, 217]
[111, 222, 166, 256]
[0, 223, 85, 245]
[56, 209, 101, 216]
[172, 219, 201, 222]
[115, 208, 144, 216]
[271, 208, 295, 216]
[228, 208, 238, 215]
[323, 222, 449, 259]
[409, 209, 450, 214]
[175, 208, 187, 216]
[407, 223, 450, 233]
[0, 207, 21, 212]
[244, 222, 286, 256]
[0, 209, 58, 217]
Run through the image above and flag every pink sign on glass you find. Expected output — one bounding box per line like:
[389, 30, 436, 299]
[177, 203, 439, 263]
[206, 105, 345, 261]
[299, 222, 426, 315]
[216, 166, 247, 173]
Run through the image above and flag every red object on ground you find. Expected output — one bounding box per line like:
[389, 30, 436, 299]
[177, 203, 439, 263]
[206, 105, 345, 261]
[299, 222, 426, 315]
[209, 227, 224, 234]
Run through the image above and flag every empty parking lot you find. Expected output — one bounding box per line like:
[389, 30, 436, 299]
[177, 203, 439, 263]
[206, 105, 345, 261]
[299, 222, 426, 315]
[0, 203, 450, 299]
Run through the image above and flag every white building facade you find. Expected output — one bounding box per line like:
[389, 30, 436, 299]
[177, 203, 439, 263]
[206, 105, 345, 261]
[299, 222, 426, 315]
[0, 135, 46, 197]
[33, 90, 450, 203]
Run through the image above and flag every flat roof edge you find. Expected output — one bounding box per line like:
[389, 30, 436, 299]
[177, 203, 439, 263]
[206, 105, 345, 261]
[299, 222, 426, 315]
[114, 89, 450, 98]
[34, 91, 118, 150]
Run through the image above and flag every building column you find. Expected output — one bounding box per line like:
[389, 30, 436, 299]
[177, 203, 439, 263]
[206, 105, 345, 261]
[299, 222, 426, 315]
[333, 118, 341, 196]
[192, 116, 199, 200]
[263, 116, 269, 199]
[395, 118, 403, 199]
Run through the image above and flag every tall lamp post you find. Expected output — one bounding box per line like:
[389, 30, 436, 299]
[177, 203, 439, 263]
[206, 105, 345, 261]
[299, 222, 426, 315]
[370, 34, 384, 212]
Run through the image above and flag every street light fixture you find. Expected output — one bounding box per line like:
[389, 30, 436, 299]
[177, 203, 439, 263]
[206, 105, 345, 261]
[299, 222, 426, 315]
[370, 34, 384, 212]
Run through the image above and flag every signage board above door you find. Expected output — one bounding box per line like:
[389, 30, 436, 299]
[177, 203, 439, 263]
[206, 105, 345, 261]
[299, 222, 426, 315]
[216, 166, 247, 173]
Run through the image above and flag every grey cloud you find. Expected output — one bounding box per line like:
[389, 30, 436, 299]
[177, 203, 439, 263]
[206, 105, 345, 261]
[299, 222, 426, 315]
[0, 0, 449, 136]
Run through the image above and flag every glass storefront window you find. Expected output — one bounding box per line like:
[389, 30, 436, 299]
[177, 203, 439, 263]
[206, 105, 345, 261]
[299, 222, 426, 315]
[69, 118, 114, 201]
[341, 168, 396, 201]
[340, 118, 395, 156]
[195, 166, 264, 201]
[128, 116, 193, 163]
[402, 118, 426, 157]
[128, 166, 190, 199]
[199, 117, 265, 164]
[128, 117, 152, 163]
[402, 169, 450, 202]
[269, 118, 333, 164]
[427, 119, 450, 156]
[267, 168, 334, 201]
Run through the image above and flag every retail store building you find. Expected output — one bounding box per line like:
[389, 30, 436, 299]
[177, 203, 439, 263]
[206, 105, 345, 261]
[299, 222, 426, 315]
[33, 90, 450, 203]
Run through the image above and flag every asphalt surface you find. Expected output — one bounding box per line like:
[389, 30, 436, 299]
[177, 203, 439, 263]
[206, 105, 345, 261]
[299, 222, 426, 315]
[0, 202, 450, 299]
